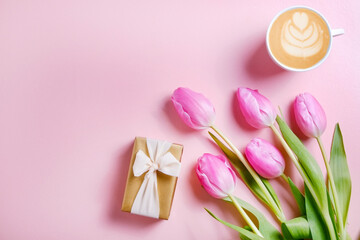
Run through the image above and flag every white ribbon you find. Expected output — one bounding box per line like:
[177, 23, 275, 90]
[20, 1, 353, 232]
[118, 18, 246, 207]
[131, 138, 181, 218]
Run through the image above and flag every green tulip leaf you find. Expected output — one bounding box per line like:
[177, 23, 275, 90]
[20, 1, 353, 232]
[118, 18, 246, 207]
[205, 208, 264, 240]
[327, 190, 339, 238]
[287, 177, 306, 215]
[305, 186, 329, 240]
[226, 196, 284, 240]
[209, 132, 280, 214]
[330, 123, 351, 228]
[263, 178, 282, 212]
[276, 116, 328, 211]
[239, 233, 252, 240]
[243, 225, 252, 231]
[240, 226, 253, 240]
[281, 216, 311, 239]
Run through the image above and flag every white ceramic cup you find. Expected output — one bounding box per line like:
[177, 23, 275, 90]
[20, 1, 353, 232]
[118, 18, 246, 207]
[266, 6, 344, 72]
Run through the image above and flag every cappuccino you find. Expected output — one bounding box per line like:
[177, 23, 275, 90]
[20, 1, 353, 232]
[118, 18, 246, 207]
[267, 7, 331, 70]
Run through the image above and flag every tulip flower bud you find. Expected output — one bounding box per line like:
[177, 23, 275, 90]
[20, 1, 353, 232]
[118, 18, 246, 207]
[245, 138, 285, 179]
[171, 87, 216, 130]
[294, 93, 327, 138]
[196, 153, 237, 199]
[237, 88, 277, 129]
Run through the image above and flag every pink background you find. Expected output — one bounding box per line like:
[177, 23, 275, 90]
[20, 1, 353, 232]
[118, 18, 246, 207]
[0, 1, 359, 239]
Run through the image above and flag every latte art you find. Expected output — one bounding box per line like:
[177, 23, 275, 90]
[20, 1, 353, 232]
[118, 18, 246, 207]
[268, 7, 331, 69]
[281, 12, 324, 58]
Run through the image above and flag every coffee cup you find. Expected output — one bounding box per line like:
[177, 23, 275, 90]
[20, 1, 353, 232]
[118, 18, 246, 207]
[266, 6, 344, 72]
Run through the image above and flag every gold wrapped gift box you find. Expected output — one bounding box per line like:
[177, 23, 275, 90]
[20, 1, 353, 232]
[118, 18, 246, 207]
[121, 137, 183, 219]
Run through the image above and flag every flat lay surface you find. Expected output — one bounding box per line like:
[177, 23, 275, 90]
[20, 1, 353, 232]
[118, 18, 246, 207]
[0, 0, 359, 239]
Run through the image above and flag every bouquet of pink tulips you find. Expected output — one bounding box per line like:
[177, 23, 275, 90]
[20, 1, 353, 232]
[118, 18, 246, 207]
[171, 87, 351, 240]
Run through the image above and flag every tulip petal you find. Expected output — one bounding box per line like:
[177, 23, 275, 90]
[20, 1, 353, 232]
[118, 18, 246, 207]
[172, 98, 202, 129]
[196, 153, 236, 199]
[196, 170, 227, 198]
[245, 138, 285, 179]
[171, 88, 216, 129]
[294, 93, 326, 138]
[237, 88, 276, 129]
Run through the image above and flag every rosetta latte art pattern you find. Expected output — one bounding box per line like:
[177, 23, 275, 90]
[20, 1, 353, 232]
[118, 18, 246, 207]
[281, 12, 324, 58]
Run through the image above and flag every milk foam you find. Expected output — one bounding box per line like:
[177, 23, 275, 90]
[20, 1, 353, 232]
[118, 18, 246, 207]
[280, 12, 324, 58]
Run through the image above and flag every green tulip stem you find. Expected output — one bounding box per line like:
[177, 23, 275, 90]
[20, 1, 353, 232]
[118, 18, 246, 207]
[317, 136, 344, 236]
[270, 124, 316, 198]
[228, 194, 263, 237]
[280, 173, 289, 184]
[270, 125, 309, 183]
[210, 125, 286, 223]
[270, 124, 337, 239]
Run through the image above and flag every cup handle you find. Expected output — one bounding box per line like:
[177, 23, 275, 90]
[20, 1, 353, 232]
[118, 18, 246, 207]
[331, 29, 345, 37]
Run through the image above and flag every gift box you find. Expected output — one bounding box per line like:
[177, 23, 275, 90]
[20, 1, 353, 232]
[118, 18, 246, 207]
[121, 137, 183, 219]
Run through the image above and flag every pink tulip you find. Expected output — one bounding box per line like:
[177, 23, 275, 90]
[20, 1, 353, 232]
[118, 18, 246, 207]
[196, 153, 237, 199]
[245, 138, 285, 179]
[171, 87, 216, 130]
[294, 93, 327, 138]
[237, 88, 277, 129]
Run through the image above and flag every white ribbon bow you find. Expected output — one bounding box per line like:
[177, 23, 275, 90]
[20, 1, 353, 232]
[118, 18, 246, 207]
[131, 138, 181, 218]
